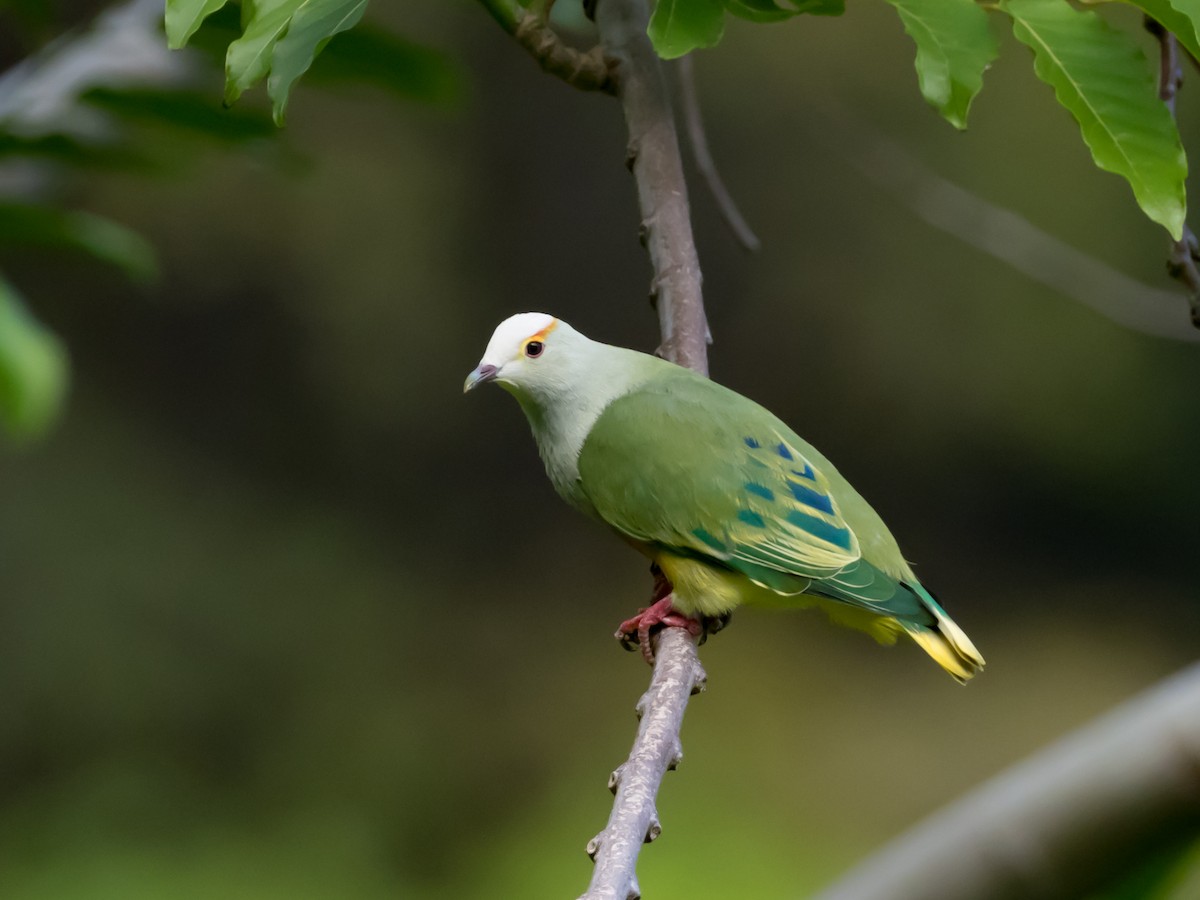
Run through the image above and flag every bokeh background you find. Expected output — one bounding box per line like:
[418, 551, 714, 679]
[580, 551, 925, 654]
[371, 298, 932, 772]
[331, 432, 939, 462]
[2, 1, 1199, 897]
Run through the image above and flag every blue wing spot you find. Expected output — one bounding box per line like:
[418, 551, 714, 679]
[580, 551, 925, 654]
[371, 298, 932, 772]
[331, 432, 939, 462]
[737, 509, 767, 528]
[744, 437, 761, 449]
[786, 509, 852, 550]
[776, 443, 793, 460]
[744, 482, 775, 502]
[693, 529, 728, 553]
[791, 463, 815, 481]
[788, 480, 833, 514]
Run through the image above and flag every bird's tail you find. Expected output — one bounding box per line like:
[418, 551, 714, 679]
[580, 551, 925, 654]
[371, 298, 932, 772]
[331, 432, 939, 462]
[902, 592, 985, 684]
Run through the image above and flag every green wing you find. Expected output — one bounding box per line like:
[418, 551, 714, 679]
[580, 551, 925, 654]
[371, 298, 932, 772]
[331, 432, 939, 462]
[577, 370, 924, 614]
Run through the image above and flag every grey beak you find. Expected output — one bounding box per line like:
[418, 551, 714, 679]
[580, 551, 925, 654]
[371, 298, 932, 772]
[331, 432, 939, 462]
[463, 363, 499, 393]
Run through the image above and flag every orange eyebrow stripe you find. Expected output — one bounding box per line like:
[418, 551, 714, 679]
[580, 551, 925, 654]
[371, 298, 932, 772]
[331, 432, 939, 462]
[528, 319, 559, 343]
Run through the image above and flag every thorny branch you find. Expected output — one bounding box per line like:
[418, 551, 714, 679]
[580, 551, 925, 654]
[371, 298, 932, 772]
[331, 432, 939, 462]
[479, 0, 710, 891]
[580, 629, 707, 900]
[1147, 16, 1200, 328]
[581, 0, 711, 897]
[595, 0, 709, 374]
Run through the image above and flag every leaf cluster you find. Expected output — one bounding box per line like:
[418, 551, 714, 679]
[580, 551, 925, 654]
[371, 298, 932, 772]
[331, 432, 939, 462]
[648, 0, 1191, 240]
[0, 2, 455, 440]
[171, 2, 460, 117]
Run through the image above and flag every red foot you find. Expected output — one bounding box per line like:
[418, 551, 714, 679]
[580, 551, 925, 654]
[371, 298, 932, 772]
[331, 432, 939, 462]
[615, 594, 703, 665]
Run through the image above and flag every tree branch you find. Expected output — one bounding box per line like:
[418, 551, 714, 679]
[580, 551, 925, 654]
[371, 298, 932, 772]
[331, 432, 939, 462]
[816, 662, 1200, 900]
[580, 628, 707, 900]
[675, 54, 760, 253]
[595, 0, 709, 374]
[477, 0, 614, 94]
[823, 106, 1200, 343]
[574, 1, 711, 897]
[1146, 16, 1200, 328]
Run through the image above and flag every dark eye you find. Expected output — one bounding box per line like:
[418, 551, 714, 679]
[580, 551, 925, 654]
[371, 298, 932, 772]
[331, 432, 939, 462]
[525, 340, 544, 358]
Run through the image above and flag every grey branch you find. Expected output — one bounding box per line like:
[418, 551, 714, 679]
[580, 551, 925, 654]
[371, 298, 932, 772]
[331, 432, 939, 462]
[827, 108, 1200, 343]
[579, 628, 707, 900]
[596, 0, 709, 375]
[675, 55, 760, 253]
[577, 1, 712, 897]
[477, 0, 614, 94]
[816, 662, 1200, 900]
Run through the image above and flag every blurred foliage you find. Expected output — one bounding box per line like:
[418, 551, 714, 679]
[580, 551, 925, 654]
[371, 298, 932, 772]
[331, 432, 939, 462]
[167, 0, 459, 124]
[0, 0, 457, 438]
[1094, 833, 1200, 900]
[0, 1, 1199, 898]
[0, 275, 67, 438]
[649, 0, 1190, 237]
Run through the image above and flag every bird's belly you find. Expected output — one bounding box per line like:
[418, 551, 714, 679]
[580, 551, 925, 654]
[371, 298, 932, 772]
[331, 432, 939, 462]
[654, 552, 793, 617]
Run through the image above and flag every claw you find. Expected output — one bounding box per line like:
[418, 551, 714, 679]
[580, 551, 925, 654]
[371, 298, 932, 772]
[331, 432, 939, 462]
[615, 594, 702, 664]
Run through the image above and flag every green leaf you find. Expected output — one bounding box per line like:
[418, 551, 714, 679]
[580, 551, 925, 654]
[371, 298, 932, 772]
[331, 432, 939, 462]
[224, 0, 301, 106]
[884, 0, 997, 130]
[723, 0, 843, 23]
[0, 204, 158, 282]
[1117, 0, 1200, 62]
[1001, 0, 1187, 238]
[267, 0, 368, 125]
[0, 276, 68, 440]
[649, 0, 725, 59]
[82, 87, 277, 143]
[164, 0, 231, 49]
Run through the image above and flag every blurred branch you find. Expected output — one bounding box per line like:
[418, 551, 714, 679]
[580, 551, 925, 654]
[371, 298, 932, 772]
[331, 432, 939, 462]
[675, 55, 760, 253]
[825, 107, 1200, 343]
[581, 629, 707, 900]
[1146, 16, 1200, 329]
[477, 0, 614, 93]
[0, 0, 193, 141]
[816, 662, 1200, 900]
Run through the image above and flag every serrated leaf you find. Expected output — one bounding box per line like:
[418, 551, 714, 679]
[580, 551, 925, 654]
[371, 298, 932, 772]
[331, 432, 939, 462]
[267, 0, 368, 125]
[724, 0, 843, 23]
[164, 0, 231, 49]
[224, 0, 301, 106]
[884, 0, 997, 130]
[1117, 0, 1200, 62]
[1002, 0, 1187, 238]
[649, 0, 725, 59]
[0, 276, 68, 440]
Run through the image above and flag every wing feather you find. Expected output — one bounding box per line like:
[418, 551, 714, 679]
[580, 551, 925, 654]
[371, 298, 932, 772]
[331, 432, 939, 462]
[577, 374, 863, 585]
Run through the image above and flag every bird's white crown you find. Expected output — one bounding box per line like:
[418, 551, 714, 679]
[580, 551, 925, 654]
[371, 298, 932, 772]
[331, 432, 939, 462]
[482, 312, 559, 361]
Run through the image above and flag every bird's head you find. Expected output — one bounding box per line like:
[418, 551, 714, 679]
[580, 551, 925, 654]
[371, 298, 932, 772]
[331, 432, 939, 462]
[463, 312, 586, 400]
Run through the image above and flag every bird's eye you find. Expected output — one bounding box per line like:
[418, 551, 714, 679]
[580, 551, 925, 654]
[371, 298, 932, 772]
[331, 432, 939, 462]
[525, 340, 544, 358]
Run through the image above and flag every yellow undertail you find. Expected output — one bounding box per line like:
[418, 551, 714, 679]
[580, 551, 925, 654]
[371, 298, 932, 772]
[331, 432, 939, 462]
[655, 551, 986, 683]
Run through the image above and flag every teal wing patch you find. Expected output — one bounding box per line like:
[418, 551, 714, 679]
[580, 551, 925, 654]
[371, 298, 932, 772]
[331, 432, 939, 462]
[725, 433, 859, 582]
[577, 374, 868, 591]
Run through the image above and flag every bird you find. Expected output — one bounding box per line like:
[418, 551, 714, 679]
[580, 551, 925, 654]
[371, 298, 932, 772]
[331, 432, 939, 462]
[464, 312, 984, 683]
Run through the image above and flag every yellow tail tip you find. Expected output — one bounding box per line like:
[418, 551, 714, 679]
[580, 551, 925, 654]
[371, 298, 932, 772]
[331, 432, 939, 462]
[904, 619, 986, 684]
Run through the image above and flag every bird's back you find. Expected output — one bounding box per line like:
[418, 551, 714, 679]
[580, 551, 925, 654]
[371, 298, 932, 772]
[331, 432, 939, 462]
[578, 363, 915, 584]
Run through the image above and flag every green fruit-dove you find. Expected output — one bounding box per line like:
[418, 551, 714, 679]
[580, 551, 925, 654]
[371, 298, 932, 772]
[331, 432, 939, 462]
[464, 313, 984, 683]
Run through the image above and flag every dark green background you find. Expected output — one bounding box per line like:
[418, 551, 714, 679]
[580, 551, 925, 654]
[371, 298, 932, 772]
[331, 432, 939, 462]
[2, 2, 1198, 897]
